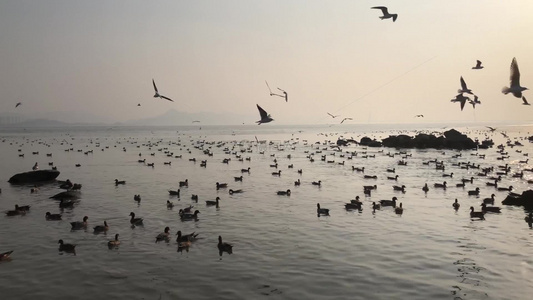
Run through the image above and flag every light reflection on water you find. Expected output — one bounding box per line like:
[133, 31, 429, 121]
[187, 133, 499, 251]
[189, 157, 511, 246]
[0, 124, 532, 300]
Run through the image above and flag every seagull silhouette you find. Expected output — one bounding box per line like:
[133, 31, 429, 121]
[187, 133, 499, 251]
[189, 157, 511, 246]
[468, 95, 481, 108]
[152, 79, 174, 102]
[340, 117, 352, 124]
[523, 96, 530, 106]
[414, 115, 424, 118]
[472, 60, 484, 70]
[277, 88, 288, 102]
[15, 102, 22, 108]
[458, 76, 473, 95]
[486, 126, 496, 132]
[371, 6, 398, 22]
[450, 94, 471, 111]
[256, 104, 273, 125]
[265, 81, 284, 99]
[502, 57, 528, 98]
[327, 113, 340, 118]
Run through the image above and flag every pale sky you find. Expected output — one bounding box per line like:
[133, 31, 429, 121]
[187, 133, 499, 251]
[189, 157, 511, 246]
[1, 0, 533, 125]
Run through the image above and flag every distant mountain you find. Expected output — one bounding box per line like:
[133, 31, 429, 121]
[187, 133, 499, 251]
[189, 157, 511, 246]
[124, 109, 252, 126]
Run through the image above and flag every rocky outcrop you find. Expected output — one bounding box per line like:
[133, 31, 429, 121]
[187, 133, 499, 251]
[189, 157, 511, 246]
[502, 190, 533, 208]
[359, 137, 382, 147]
[382, 129, 476, 150]
[8, 170, 60, 184]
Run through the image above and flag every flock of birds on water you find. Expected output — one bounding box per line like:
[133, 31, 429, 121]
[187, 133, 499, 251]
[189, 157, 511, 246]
[2, 6, 532, 264]
[2, 124, 533, 262]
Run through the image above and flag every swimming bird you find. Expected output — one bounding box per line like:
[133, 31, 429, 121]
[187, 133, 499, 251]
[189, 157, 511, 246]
[256, 104, 273, 125]
[93, 221, 109, 233]
[468, 187, 480, 196]
[166, 200, 174, 208]
[216, 182, 228, 190]
[458, 76, 473, 95]
[45, 212, 62, 220]
[277, 189, 291, 196]
[168, 189, 180, 196]
[393, 185, 406, 192]
[114, 179, 126, 185]
[434, 182, 447, 189]
[129, 212, 143, 226]
[15, 204, 30, 212]
[371, 6, 398, 22]
[395, 203, 404, 214]
[70, 216, 88, 230]
[58, 239, 76, 253]
[422, 183, 429, 193]
[470, 207, 485, 219]
[522, 96, 530, 105]
[472, 60, 484, 70]
[345, 201, 362, 211]
[372, 202, 381, 210]
[180, 210, 200, 221]
[497, 185, 513, 192]
[155, 227, 171, 243]
[0, 250, 13, 261]
[387, 175, 399, 180]
[379, 197, 397, 207]
[294, 179, 301, 186]
[316, 203, 329, 216]
[483, 194, 495, 205]
[176, 231, 199, 243]
[218, 235, 233, 255]
[137, 103, 141, 106]
[179, 179, 188, 187]
[481, 203, 501, 213]
[229, 189, 243, 195]
[206, 197, 220, 206]
[108, 234, 120, 248]
[502, 57, 528, 98]
[15, 102, 22, 108]
[453, 199, 460, 210]
[312, 180, 322, 186]
[152, 79, 174, 102]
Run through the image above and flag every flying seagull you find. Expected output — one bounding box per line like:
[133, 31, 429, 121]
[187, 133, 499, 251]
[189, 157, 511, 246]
[458, 76, 473, 95]
[340, 117, 352, 124]
[502, 57, 528, 98]
[277, 87, 288, 102]
[256, 104, 273, 125]
[152, 79, 174, 102]
[469, 95, 481, 108]
[371, 6, 398, 22]
[327, 113, 340, 118]
[472, 60, 484, 70]
[486, 126, 496, 132]
[414, 115, 424, 118]
[265, 81, 284, 99]
[522, 96, 530, 106]
[15, 102, 22, 108]
[450, 94, 471, 111]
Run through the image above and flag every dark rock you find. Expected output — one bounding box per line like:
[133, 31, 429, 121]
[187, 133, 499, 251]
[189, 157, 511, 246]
[381, 129, 476, 150]
[502, 190, 533, 208]
[8, 170, 60, 184]
[359, 137, 374, 146]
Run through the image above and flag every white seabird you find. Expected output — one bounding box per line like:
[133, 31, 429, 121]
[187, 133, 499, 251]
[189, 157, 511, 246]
[458, 76, 473, 95]
[256, 104, 273, 125]
[152, 79, 174, 102]
[502, 57, 528, 98]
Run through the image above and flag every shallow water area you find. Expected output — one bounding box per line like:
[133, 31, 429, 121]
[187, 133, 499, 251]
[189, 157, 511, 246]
[0, 123, 532, 300]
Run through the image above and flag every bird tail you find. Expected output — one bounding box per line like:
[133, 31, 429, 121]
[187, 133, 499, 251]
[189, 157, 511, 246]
[501, 86, 510, 94]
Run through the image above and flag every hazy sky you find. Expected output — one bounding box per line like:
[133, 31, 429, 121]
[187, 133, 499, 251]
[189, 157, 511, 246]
[1, 0, 533, 125]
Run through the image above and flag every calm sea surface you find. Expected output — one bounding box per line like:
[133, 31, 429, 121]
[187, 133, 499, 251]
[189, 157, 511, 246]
[0, 123, 532, 300]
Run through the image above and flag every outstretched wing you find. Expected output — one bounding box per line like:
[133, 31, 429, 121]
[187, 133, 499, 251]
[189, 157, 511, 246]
[265, 81, 273, 94]
[371, 6, 388, 15]
[510, 57, 521, 87]
[160, 95, 174, 102]
[460, 76, 468, 90]
[152, 79, 158, 93]
[523, 96, 529, 105]
[476, 60, 482, 68]
[327, 112, 334, 118]
[257, 104, 268, 119]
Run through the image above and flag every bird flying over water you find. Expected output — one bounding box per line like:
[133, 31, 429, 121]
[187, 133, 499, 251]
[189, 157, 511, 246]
[371, 6, 398, 22]
[523, 96, 530, 106]
[277, 88, 288, 102]
[340, 117, 352, 124]
[469, 95, 481, 108]
[472, 60, 484, 70]
[486, 126, 496, 132]
[450, 94, 471, 111]
[265, 81, 285, 100]
[502, 57, 528, 98]
[327, 113, 340, 118]
[152, 79, 174, 102]
[256, 104, 273, 125]
[458, 76, 473, 95]
[15, 102, 21, 108]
